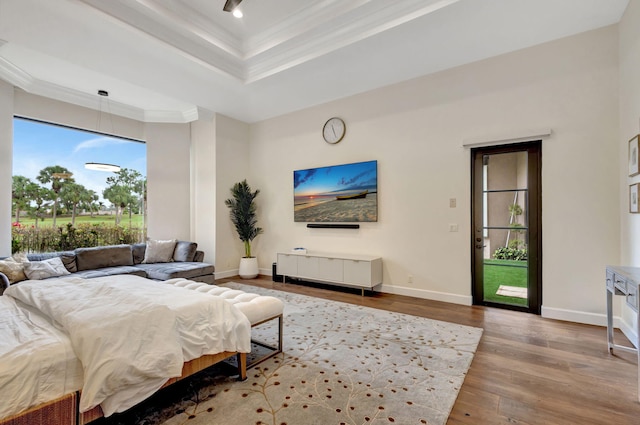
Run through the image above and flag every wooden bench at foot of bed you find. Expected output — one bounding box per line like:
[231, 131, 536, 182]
[79, 351, 246, 425]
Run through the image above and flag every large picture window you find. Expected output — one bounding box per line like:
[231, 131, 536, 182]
[11, 117, 147, 253]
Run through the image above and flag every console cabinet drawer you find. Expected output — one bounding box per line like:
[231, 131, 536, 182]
[297, 256, 319, 279]
[277, 253, 297, 276]
[343, 260, 371, 286]
[317, 257, 343, 282]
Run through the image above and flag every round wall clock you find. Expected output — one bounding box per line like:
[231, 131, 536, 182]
[322, 117, 346, 144]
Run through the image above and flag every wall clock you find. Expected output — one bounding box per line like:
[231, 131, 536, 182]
[323, 117, 346, 144]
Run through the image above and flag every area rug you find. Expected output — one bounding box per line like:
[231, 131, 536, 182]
[98, 283, 482, 425]
[496, 284, 528, 299]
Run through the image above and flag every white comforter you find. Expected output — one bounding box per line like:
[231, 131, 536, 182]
[5, 275, 251, 416]
[0, 296, 83, 419]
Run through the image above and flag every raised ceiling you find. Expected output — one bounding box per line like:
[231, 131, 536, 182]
[0, 0, 630, 123]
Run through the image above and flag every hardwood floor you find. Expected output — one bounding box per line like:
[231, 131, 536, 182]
[218, 276, 640, 425]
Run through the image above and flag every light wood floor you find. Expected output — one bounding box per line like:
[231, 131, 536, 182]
[218, 276, 640, 425]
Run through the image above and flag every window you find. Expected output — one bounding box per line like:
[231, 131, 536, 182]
[11, 117, 147, 252]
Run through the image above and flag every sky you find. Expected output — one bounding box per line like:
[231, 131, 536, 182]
[13, 118, 146, 205]
[294, 160, 377, 197]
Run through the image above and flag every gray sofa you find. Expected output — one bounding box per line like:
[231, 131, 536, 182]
[0, 241, 215, 294]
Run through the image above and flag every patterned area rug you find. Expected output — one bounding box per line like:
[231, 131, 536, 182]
[98, 283, 482, 425]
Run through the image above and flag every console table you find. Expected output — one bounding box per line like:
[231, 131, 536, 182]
[606, 265, 640, 401]
[276, 251, 382, 295]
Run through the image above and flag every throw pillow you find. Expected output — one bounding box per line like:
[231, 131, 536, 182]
[142, 239, 177, 264]
[61, 253, 78, 273]
[173, 241, 198, 262]
[0, 255, 29, 284]
[23, 257, 71, 280]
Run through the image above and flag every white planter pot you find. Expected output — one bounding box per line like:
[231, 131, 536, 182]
[239, 257, 259, 279]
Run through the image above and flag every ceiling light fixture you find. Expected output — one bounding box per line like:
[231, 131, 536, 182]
[223, 0, 242, 12]
[96, 89, 114, 135]
[85, 162, 121, 172]
[232, 8, 243, 18]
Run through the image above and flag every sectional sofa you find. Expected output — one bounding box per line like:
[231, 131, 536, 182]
[0, 240, 215, 294]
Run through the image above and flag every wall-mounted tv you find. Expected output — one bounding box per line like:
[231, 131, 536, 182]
[294, 160, 378, 222]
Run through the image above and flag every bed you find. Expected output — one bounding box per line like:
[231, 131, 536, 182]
[0, 295, 82, 423]
[0, 274, 253, 425]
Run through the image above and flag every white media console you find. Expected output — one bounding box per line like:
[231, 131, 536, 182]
[276, 251, 382, 295]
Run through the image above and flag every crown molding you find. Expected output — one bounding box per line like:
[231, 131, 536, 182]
[0, 56, 33, 88]
[0, 56, 199, 123]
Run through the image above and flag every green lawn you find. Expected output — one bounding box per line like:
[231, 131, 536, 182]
[14, 214, 144, 228]
[483, 259, 528, 307]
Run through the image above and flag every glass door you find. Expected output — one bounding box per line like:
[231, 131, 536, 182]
[471, 142, 541, 313]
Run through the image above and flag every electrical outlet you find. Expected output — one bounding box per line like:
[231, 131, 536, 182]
[449, 224, 458, 232]
[449, 198, 457, 208]
[408, 275, 413, 284]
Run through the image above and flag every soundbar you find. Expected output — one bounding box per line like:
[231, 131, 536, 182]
[306, 224, 360, 229]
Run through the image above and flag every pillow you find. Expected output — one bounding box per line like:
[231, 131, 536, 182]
[131, 243, 147, 264]
[0, 254, 29, 284]
[142, 239, 177, 264]
[23, 257, 71, 280]
[173, 241, 198, 262]
[61, 253, 77, 273]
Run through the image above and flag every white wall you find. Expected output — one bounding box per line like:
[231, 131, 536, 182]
[214, 114, 251, 278]
[144, 122, 191, 240]
[618, 0, 640, 341]
[191, 116, 217, 263]
[249, 26, 620, 319]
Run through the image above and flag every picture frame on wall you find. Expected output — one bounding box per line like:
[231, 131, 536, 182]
[631, 183, 639, 213]
[629, 135, 640, 177]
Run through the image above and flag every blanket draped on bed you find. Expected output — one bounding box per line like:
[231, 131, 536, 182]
[5, 275, 251, 416]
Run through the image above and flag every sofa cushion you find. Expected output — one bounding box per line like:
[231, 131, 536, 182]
[75, 245, 133, 271]
[73, 266, 147, 279]
[27, 251, 71, 262]
[142, 239, 177, 264]
[133, 262, 214, 281]
[173, 241, 198, 262]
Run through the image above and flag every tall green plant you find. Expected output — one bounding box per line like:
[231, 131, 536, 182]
[225, 180, 263, 258]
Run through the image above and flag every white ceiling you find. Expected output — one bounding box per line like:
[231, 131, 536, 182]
[0, 0, 630, 123]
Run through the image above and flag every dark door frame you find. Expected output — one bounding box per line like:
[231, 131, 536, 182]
[471, 141, 542, 314]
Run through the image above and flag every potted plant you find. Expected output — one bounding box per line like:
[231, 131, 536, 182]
[225, 180, 263, 279]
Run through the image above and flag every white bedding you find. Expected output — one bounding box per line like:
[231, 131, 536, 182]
[0, 296, 83, 419]
[5, 274, 251, 417]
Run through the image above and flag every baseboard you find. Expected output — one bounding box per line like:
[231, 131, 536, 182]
[541, 306, 606, 326]
[214, 269, 238, 279]
[215, 268, 271, 280]
[541, 306, 638, 347]
[379, 284, 473, 306]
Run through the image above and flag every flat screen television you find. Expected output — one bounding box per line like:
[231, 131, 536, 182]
[294, 160, 378, 222]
